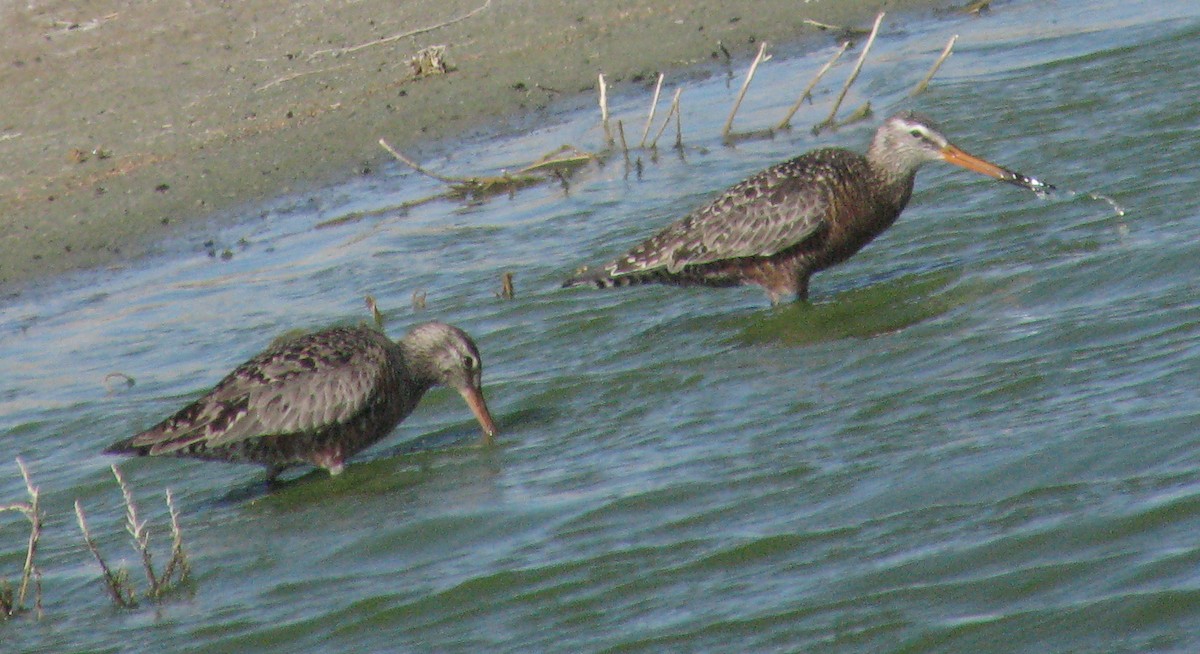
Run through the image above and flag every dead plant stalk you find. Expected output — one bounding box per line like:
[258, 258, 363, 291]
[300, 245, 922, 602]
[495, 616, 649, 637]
[777, 41, 849, 131]
[910, 34, 958, 97]
[638, 73, 666, 148]
[1, 458, 43, 618]
[648, 87, 682, 150]
[816, 12, 885, 133]
[722, 42, 770, 140]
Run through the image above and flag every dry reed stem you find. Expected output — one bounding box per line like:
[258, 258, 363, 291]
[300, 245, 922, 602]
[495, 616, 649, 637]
[74, 500, 137, 608]
[259, 64, 352, 92]
[497, 272, 515, 299]
[617, 120, 630, 159]
[158, 489, 190, 591]
[365, 295, 385, 330]
[648, 87, 682, 150]
[516, 146, 598, 176]
[673, 93, 684, 150]
[910, 34, 958, 96]
[776, 41, 849, 131]
[113, 465, 158, 592]
[378, 139, 463, 184]
[638, 73, 665, 147]
[307, 0, 492, 60]
[802, 19, 870, 36]
[378, 139, 541, 198]
[599, 74, 613, 146]
[1, 458, 43, 617]
[816, 12, 884, 134]
[15, 459, 40, 613]
[722, 41, 770, 140]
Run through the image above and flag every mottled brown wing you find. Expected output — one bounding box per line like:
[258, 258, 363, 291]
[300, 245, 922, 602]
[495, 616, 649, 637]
[131, 327, 396, 454]
[603, 151, 850, 277]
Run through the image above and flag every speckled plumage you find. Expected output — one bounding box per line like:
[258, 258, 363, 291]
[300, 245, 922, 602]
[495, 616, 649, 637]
[565, 112, 1044, 303]
[105, 322, 497, 481]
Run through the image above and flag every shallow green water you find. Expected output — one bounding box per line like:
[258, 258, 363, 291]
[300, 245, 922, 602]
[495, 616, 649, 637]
[4, 1, 1200, 651]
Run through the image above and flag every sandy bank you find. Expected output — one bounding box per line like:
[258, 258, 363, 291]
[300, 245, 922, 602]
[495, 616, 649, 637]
[0, 0, 939, 293]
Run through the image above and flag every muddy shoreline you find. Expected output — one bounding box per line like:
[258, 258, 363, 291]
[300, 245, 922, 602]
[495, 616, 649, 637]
[0, 0, 940, 293]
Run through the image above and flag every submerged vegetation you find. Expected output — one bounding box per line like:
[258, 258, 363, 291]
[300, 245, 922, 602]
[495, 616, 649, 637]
[1, 459, 42, 620]
[2, 458, 192, 619]
[75, 465, 191, 609]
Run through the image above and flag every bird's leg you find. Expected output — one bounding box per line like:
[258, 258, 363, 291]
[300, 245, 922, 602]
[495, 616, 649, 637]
[794, 273, 811, 303]
[265, 465, 287, 485]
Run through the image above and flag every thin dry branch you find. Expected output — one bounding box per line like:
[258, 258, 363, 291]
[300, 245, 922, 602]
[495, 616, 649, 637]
[497, 272, 515, 299]
[258, 63, 352, 92]
[307, 0, 492, 60]
[365, 295, 385, 330]
[15, 459, 40, 613]
[379, 139, 578, 199]
[777, 41, 849, 131]
[1, 459, 43, 617]
[157, 489, 190, 593]
[722, 41, 770, 140]
[674, 99, 684, 150]
[378, 139, 464, 184]
[648, 87, 682, 150]
[803, 19, 871, 36]
[599, 73, 613, 146]
[638, 73, 665, 148]
[113, 465, 158, 593]
[910, 34, 958, 97]
[516, 146, 598, 176]
[75, 500, 137, 608]
[815, 12, 884, 134]
[617, 120, 630, 159]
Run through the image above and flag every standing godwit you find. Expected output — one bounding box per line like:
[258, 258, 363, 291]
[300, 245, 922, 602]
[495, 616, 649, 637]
[105, 322, 497, 481]
[564, 111, 1051, 304]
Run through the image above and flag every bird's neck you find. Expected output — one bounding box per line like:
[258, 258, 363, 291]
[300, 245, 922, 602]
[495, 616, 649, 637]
[398, 340, 442, 390]
[866, 159, 918, 213]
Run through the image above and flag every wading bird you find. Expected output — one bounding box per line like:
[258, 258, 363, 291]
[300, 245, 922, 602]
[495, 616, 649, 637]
[564, 111, 1050, 304]
[106, 322, 497, 482]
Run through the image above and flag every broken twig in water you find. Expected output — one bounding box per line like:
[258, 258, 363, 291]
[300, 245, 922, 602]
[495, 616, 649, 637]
[841, 101, 873, 126]
[599, 74, 613, 147]
[816, 12, 884, 134]
[378, 139, 461, 184]
[617, 120, 631, 163]
[1, 459, 42, 619]
[674, 98, 684, 150]
[961, 0, 992, 16]
[910, 34, 958, 97]
[648, 88, 682, 150]
[379, 138, 542, 199]
[639, 73, 665, 148]
[75, 500, 136, 608]
[516, 145, 598, 177]
[777, 41, 849, 131]
[722, 42, 770, 141]
[365, 295, 385, 329]
[497, 272, 515, 299]
[803, 19, 871, 37]
[307, 0, 492, 60]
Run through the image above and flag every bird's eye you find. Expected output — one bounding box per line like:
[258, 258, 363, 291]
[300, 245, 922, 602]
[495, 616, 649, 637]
[462, 355, 476, 370]
[909, 129, 923, 139]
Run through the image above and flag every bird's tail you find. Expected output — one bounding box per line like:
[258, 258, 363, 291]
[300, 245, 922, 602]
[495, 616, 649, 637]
[562, 266, 663, 290]
[103, 434, 149, 456]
